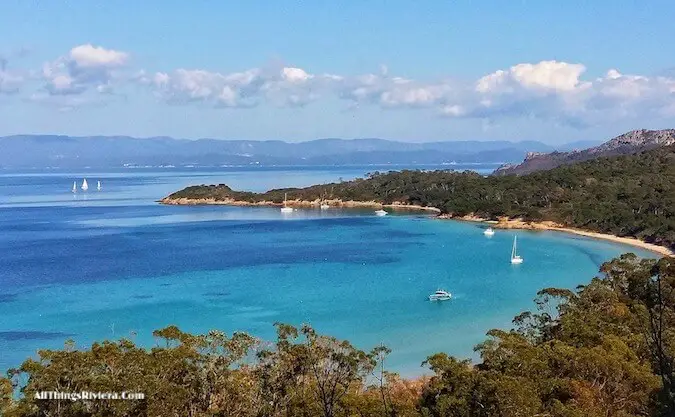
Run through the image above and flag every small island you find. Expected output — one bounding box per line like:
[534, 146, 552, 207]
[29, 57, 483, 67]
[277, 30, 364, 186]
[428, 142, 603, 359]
[162, 145, 675, 256]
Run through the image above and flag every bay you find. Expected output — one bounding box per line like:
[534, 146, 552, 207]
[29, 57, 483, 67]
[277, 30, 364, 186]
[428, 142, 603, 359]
[0, 164, 655, 376]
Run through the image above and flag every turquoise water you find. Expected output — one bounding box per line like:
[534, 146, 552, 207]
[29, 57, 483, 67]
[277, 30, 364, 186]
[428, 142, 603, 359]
[0, 165, 656, 376]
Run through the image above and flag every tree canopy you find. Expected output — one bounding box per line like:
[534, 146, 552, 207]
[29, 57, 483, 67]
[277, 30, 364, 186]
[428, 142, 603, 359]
[3, 255, 675, 416]
[166, 145, 675, 250]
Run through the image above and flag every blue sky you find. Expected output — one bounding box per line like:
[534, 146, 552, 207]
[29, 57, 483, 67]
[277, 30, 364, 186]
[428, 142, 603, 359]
[1, 1, 674, 143]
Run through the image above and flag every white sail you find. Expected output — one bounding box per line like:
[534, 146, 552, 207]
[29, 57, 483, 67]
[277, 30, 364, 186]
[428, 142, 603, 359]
[511, 236, 523, 264]
[72, 181, 77, 193]
[97, 181, 101, 191]
[281, 192, 293, 213]
[81, 178, 89, 191]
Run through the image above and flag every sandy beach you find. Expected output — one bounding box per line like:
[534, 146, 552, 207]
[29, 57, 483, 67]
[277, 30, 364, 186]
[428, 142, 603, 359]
[161, 196, 672, 257]
[159, 197, 441, 213]
[441, 214, 674, 257]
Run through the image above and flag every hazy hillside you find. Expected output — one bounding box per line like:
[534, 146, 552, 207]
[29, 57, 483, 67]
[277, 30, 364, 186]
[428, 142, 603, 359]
[493, 129, 675, 175]
[0, 135, 593, 169]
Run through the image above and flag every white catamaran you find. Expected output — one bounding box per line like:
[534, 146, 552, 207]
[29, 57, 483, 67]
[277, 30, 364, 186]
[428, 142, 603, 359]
[511, 236, 524, 264]
[81, 178, 89, 191]
[280, 193, 294, 213]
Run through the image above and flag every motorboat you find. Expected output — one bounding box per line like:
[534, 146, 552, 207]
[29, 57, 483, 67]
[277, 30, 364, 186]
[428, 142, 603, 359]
[483, 227, 495, 236]
[374, 209, 388, 216]
[429, 289, 452, 301]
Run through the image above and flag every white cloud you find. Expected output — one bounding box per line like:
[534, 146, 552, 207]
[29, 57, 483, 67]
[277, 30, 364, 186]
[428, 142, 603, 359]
[69, 44, 128, 69]
[0, 55, 24, 94]
[380, 86, 445, 107]
[3, 43, 675, 128]
[42, 44, 130, 97]
[510, 61, 586, 91]
[440, 61, 675, 127]
[149, 68, 262, 108]
[141, 59, 675, 127]
[0, 69, 23, 94]
[440, 105, 465, 117]
[148, 66, 332, 108]
[335, 73, 455, 109]
[281, 67, 311, 83]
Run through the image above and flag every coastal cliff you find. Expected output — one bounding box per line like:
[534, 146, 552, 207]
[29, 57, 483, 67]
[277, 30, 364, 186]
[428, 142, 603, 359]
[493, 128, 675, 176]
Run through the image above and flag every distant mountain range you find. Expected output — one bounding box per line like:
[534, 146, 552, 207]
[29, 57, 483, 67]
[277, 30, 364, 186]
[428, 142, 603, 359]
[0, 135, 601, 169]
[493, 129, 675, 176]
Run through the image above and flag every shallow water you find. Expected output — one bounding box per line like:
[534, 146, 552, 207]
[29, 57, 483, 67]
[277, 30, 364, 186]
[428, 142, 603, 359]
[0, 165, 655, 376]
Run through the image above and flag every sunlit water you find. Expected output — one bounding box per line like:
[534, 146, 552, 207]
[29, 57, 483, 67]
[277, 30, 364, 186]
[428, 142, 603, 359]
[0, 165, 655, 376]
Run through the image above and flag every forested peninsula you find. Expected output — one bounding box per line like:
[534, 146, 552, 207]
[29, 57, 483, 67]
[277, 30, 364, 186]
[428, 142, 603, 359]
[162, 145, 675, 253]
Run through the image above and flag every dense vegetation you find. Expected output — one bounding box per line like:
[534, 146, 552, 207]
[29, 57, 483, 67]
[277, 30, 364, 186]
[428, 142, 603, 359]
[2, 254, 675, 416]
[167, 145, 675, 251]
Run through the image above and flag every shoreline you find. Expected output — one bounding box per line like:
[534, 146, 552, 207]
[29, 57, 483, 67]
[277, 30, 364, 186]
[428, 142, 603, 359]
[441, 214, 674, 257]
[160, 197, 672, 257]
[159, 197, 441, 213]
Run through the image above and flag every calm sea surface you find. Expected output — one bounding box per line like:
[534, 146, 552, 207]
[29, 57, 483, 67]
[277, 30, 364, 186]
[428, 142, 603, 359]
[0, 165, 655, 376]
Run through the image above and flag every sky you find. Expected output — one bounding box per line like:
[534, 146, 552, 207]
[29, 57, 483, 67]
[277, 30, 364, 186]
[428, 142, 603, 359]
[0, 1, 674, 144]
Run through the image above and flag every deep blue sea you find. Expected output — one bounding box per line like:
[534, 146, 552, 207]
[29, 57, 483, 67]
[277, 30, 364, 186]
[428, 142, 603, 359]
[0, 165, 655, 376]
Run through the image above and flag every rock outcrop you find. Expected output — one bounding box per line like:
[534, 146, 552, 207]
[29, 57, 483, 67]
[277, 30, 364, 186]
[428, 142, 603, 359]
[493, 129, 675, 176]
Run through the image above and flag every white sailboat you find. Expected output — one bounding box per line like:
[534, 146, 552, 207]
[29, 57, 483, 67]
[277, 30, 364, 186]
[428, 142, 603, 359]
[81, 178, 89, 191]
[511, 236, 524, 264]
[72, 181, 77, 193]
[280, 193, 293, 213]
[483, 227, 495, 236]
[97, 180, 101, 191]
